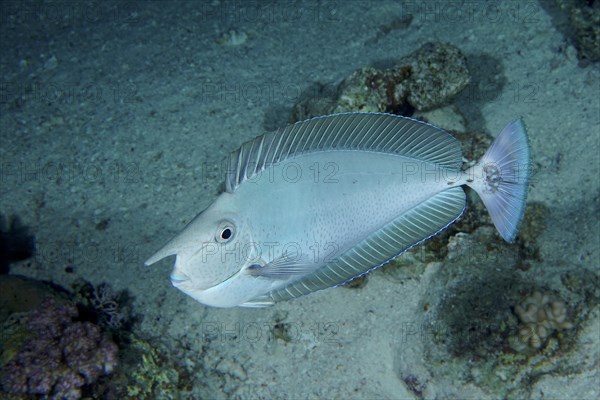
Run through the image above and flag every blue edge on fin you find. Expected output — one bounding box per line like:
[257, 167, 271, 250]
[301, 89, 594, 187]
[471, 118, 531, 243]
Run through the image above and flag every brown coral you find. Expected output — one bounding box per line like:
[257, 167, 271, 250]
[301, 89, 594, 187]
[512, 291, 573, 352]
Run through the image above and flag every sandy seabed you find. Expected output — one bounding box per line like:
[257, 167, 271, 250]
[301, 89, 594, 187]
[1, 1, 598, 399]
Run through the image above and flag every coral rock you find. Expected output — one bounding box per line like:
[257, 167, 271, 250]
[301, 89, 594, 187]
[512, 291, 573, 352]
[0, 296, 118, 399]
[290, 42, 470, 121]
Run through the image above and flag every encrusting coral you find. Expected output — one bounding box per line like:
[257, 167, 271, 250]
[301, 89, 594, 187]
[0, 296, 118, 399]
[511, 291, 573, 352]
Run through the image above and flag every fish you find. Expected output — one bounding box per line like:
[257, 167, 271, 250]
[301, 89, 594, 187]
[145, 113, 530, 308]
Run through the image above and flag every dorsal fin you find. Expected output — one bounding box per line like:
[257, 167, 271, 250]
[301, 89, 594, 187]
[225, 112, 462, 193]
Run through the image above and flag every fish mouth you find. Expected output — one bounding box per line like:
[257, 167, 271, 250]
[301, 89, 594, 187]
[170, 272, 191, 286]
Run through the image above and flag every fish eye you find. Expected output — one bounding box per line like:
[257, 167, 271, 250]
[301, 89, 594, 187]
[221, 227, 232, 240]
[216, 221, 236, 243]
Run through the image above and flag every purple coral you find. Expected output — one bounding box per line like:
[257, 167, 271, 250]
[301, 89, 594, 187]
[0, 296, 118, 399]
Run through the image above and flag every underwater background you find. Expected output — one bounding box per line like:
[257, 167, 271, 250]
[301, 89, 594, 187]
[1, 1, 598, 399]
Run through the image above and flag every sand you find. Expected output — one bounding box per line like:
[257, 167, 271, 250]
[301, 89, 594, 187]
[1, 1, 598, 399]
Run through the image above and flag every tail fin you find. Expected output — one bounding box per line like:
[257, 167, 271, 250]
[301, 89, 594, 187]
[465, 119, 531, 243]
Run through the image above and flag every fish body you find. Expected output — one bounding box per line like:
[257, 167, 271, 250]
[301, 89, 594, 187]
[146, 113, 530, 307]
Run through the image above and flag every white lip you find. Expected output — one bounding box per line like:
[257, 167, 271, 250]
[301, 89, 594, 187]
[170, 272, 191, 286]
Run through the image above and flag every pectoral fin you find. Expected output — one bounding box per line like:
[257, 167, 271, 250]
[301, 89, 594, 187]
[246, 254, 315, 279]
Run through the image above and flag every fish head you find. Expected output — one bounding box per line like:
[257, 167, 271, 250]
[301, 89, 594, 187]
[145, 192, 259, 302]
